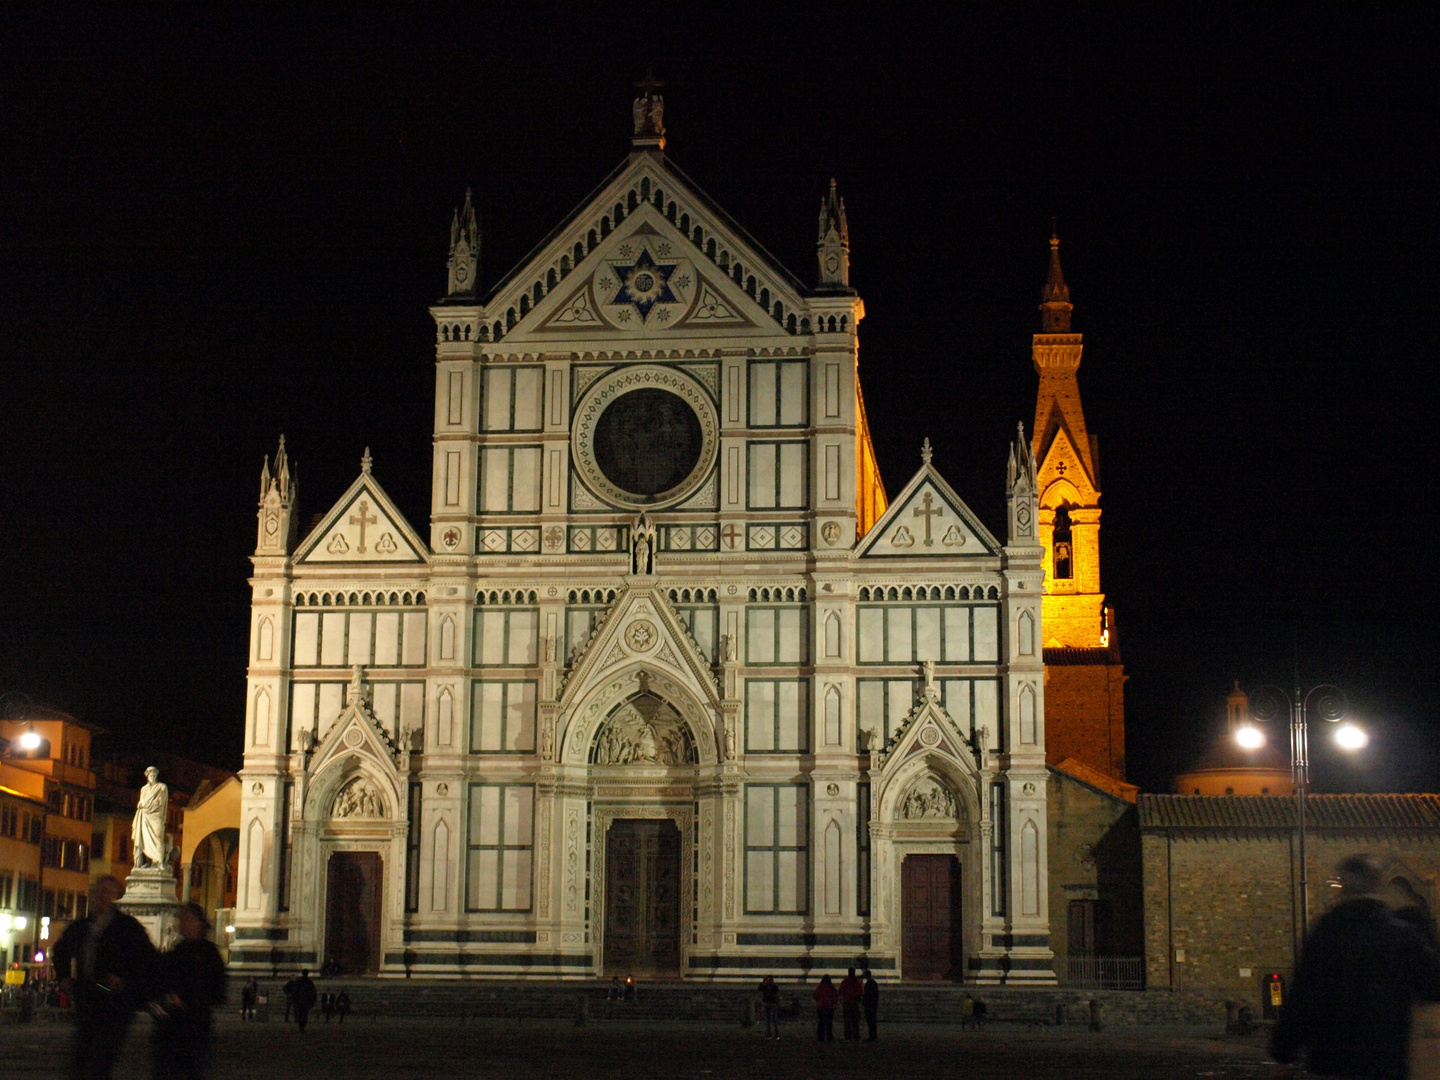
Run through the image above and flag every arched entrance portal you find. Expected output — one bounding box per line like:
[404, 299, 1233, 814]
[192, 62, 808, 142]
[588, 691, 698, 978]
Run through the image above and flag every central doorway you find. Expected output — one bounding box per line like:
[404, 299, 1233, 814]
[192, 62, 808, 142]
[902, 854, 962, 981]
[604, 819, 682, 977]
[325, 851, 382, 974]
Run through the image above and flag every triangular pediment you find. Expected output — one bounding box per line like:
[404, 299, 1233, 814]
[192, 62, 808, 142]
[295, 469, 428, 564]
[856, 465, 999, 558]
[308, 684, 403, 780]
[483, 155, 807, 348]
[558, 581, 722, 715]
[1037, 426, 1097, 503]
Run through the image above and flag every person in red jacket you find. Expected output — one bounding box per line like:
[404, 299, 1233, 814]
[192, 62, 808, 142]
[838, 967, 864, 1041]
[813, 975, 838, 1042]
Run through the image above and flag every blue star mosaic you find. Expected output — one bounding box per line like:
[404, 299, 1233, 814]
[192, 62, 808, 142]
[609, 249, 679, 321]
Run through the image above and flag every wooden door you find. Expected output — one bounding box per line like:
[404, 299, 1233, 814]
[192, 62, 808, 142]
[604, 820, 681, 976]
[902, 854, 962, 981]
[325, 852, 382, 974]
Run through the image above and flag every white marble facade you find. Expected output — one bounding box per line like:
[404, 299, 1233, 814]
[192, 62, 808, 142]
[233, 128, 1053, 982]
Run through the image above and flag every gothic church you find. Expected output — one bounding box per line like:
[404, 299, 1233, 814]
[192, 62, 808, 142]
[233, 99, 1123, 982]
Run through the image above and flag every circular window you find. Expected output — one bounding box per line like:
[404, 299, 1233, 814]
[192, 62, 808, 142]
[593, 388, 703, 497]
[572, 366, 718, 510]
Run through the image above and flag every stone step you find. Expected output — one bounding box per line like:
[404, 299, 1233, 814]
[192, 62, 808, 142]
[240, 979, 1224, 1028]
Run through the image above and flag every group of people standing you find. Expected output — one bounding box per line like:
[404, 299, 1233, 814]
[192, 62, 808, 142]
[51, 875, 226, 1080]
[758, 969, 880, 1042]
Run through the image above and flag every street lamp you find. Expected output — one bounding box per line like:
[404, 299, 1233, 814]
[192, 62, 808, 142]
[1237, 683, 1358, 935]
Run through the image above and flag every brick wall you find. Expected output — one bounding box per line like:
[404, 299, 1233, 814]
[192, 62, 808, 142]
[1143, 826, 1440, 1006]
[1044, 663, 1126, 779]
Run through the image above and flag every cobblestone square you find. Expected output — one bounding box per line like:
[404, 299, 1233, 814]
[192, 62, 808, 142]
[6, 1017, 1276, 1080]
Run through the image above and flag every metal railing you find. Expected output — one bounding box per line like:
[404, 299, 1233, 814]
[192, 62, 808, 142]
[1063, 956, 1145, 990]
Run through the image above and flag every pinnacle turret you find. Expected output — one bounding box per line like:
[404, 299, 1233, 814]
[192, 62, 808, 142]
[1040, 233, 1073, 333]
[256, 435, 298, 556]
[816, 179, 850, 288]
[446, 189, 480, 296]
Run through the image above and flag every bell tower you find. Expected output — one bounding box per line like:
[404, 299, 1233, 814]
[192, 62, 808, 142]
[1030, 235, 1126, 780]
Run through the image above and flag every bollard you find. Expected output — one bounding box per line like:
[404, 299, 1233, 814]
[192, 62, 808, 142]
[1088, 999, 1104, 1032]
[575, 991, 588, 1027]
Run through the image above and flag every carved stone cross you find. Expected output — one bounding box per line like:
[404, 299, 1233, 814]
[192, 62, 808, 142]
[350, 499, 378, 553]
[1056, 460, 1068, 477]
[913, 491, 943, 546]
[721, 524, 741, 549]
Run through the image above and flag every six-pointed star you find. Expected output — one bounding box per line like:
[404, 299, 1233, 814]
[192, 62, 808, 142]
[610, 249, 679, 320]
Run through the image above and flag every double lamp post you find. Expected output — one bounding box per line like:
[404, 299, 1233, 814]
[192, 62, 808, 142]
[1233, 683, 1367, 933]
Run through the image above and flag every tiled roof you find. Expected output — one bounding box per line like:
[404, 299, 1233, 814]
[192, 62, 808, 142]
[1139, 793, 1440, 831]
[1052, 759, 1140, 804]
[1043, 646, 1121, 666]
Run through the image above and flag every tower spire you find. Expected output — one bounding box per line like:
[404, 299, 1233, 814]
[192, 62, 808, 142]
[1040, 232, 1073, 332]
[816, 179, 850, 288]
[255, 434, 299, 556]
[446, 189, 479, 297]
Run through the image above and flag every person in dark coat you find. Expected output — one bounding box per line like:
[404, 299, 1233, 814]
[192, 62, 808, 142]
[291, 970, 318, 1031]
[240, 978, 257, 1021]
[320, 990, 334, 1023]
[812, 975, 838, 1042]
[839, 967, 863, 1041]
[334, 989, 351, 1024]
[282, 975, 296, 1022]
[1273, 854, 1440, 1080]
[151, 903, 227, 1080]
[758, 975, 780, 1040]
[861, 969, 880, 1042]
[52, 874, 157, 1080]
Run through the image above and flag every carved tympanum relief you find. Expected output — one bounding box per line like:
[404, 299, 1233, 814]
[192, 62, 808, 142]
[331, 777, 385, 819]
[591, 693, 697, 766]
[900, 777, 960, 821]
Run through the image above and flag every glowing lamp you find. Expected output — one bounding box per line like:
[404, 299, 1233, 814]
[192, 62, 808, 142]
[0, 914, 11, 931]
[225, 925, 236, 934]
[1235, 724, 1266, 750]
[17, 728, 40, 751]
[33, 951, 43, 963]
[13, 916, 26, 930]
[1333, 723, 1368, 751]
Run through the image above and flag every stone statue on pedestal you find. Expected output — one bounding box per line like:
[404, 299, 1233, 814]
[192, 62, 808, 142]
[131, 766, 169, 869]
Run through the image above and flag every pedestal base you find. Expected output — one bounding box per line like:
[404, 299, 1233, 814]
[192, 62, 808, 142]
[119, 867, 181, 950]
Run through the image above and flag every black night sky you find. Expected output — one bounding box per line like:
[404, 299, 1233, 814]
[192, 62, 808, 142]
[2, 8, 1436, 792]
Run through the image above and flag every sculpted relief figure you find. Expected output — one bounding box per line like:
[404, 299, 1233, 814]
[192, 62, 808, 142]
[131, 766, 170, 869]
[901, 778, 959, 820]
[592, 695, 697, 766]
[333, 778, 384, 819]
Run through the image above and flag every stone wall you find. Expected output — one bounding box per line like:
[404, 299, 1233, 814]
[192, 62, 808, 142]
[1142, 818, 1440, 1007]
[1043, 663, 1126, 779]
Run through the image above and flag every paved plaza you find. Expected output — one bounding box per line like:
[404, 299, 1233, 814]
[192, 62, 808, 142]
[6, 1016, 1276, 1079]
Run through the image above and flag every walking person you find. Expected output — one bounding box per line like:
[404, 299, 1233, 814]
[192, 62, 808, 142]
[972, 996, 988, 1031]
[862, 969, 880, 1042]
[291, 970, 318, 1032]
[813, 974, 838, 1042]
[335, 989, 351, 1024]
[758, 975, 780, 1040]
[1393, 878, 1440, 1080]
[151, 903, 227, 1080]
[51, 874, 158, 1080]
[839, 967, 863, 1041]
[240, 978, 257, 1022]
[320, 990, 334, 1023]
[1273, 854, 1440, 1079]
[282, 975, 296, 1023]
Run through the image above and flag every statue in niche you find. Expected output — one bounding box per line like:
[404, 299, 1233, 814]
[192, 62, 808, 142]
[901, 777, 959, 820]
[592, 694, 697, 766]
[633, 86, 664, 136]
[332, 777, 384, 819]
[631, 512, 656, 575]
[540, 716, 555, 761]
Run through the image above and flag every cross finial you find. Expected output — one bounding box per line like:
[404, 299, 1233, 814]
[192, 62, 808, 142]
[361, 447, 372, 474]
[921, 438, 933, 466]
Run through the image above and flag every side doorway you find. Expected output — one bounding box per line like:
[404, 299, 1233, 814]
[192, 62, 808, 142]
[325, 851, 382, 974]
[901, 854, 962, 981]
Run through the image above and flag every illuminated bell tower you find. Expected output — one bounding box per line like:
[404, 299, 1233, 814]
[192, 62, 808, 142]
[1031, 235, 1126, 779]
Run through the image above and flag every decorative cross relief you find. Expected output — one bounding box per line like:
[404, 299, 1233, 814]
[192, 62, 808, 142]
[913, 492, 944, 547]
[349, 499, 377, 554]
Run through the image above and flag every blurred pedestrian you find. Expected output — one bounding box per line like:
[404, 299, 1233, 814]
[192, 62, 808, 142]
[335, 989, 351, 1024]
[52, 874, 157, 1080]
[972, 996, 988, 1031]
[292, 970, 318, 1031]
[862, 969, 880, 1042]
[282, 975, 296, 1023]
[839, 967, 863, 1041]
[240, 978, 257, 1022]
[320, 990, 334, 1023]
[151, 903, 227, 1080]
[1273, 854, 1440, 1079]
[758, 975, 780, 1039]
[813, 974, 838, 1042]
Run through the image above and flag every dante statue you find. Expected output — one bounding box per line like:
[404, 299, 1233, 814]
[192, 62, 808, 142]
[131, 766, 169, 869]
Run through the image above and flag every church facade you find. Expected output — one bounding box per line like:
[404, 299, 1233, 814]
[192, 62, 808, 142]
[233, 105, 1075, 983]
